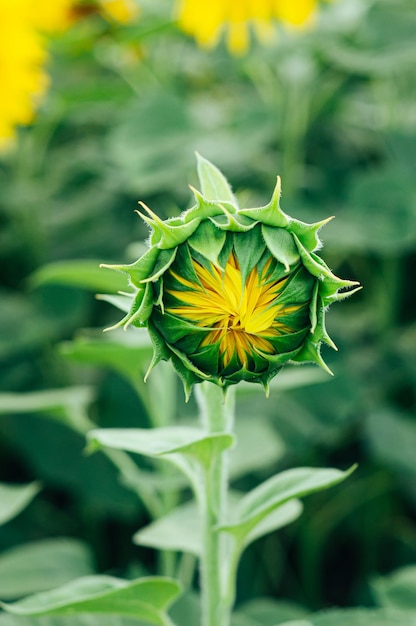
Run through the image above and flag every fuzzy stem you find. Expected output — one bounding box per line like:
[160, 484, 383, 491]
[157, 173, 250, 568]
[196, 382, 235, 626]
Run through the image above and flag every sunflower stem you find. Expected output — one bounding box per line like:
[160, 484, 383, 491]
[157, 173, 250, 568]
[196, 382, 235, 626]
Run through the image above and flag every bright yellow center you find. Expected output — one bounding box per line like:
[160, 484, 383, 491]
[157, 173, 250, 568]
[167, 254, 301, 369]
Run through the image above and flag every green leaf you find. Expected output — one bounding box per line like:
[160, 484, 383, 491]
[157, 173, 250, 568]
[0, 387, 94, 433]
[0, 388, 94, 417]
[60, 329, 153, 387]
[372, 565, 416, 610]
[88, 426, 235, 472]
[134, 499, 201, 556]
[0, 539, 94, 600]
[243, 500, 303, 548]
[188, 220, 226, 266]
[0, 482, 41, 526]
[196, 153, 237, 206]
[1, 576, 182, 625]
[0, 616, 149, 626]
[169, 591, 201, 626]
[237, 598, 309, 626]
[29, 261, 129, 293]
[280, 608, 416, 626]
[134, 495, 301, 557]
[219, 466, 355, 541]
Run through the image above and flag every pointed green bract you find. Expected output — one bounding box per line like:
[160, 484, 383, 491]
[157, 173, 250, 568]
[101, 156, 359, 397]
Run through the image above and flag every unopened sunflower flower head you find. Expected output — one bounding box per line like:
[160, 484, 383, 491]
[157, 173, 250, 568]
[102, 155, 360, 398]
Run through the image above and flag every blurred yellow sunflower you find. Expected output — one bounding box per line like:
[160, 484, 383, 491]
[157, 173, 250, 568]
[177, 0, 324, 54]
[0, 0, 139, 147]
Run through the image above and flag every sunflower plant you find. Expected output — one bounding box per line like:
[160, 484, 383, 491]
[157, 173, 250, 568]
[1, 156, 358, 626]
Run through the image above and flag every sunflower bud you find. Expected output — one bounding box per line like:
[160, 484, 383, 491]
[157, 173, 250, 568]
[102, 155, 360, 397]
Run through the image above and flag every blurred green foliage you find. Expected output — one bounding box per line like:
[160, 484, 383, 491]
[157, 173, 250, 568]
[1, 0, 416, 623]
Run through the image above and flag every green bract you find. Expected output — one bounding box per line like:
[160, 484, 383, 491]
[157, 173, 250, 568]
[102, 155, 359, 397]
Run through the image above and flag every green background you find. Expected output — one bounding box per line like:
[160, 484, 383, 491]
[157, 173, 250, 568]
[1, 0, 416, 623]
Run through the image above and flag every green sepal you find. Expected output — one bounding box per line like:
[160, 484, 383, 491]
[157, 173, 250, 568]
[274, 307, 311, 333]
[314, 297, 338, 350]
[175, 331, 208, 355]
[153, 278, 164, 313]
[309, 280, 320, 334]
[288, 216, 334, 253]
[154, 338, 216, 397]
[209, 209, 258, 232]
[125, 282, 154, 328]
[146, 322, 204, 400]
[168, 342, 212, 381]
[189, 343, 221, 376]
[152, 311, 206, 346]
[291, 335, 333, 375]
[196, 152, 238, 207]
[154, 216, 203, 250]
[254, 343, 304, 366]
[187, 187, 236, 220]
[188, 220, 226, 266]
[233, 226, 266, 285]
[265, 328, 310, 354]
[170, 243, 203, 288]
[293, 234, 337, 281]
[271, 265, 316, 306]
[137, 202, 204, 250]
[141, 248, 177, 283]
[256, 250, 287, 284]
[104, 284, 151, 331]
[319, 274, 362, 304]
[262, 225, 300, 272]
[170, 352, 211, 401]
[324, 283, 363, 304]
[144, 321, 171, 381]
[220, 352, 253, 379]
[294, 235, 359, 298]
[257, 366, 284, 397]
[217, 232, 235, 269]
[238, 177, 289, 228]
[100, 245, 159, 289]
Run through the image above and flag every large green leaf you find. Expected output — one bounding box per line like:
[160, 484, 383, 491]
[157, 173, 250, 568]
[88, 427, 235, 472]
[60, 330, 153, 386]
[134, 495, 302, 556]
[0, 482, 40, 526]
[0, 388, 94, 433]
[219, 466, 354, 541]
[0, 616, 149, 626]
[1, 576, 182, 626]
[279, 608, 416, 625]
[0, 539, 94, 600]
[236, 598, 309, 626]
[134, 499, 201, 556]
[29, 261, 129, 293]
[372, 565, 416, 610]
